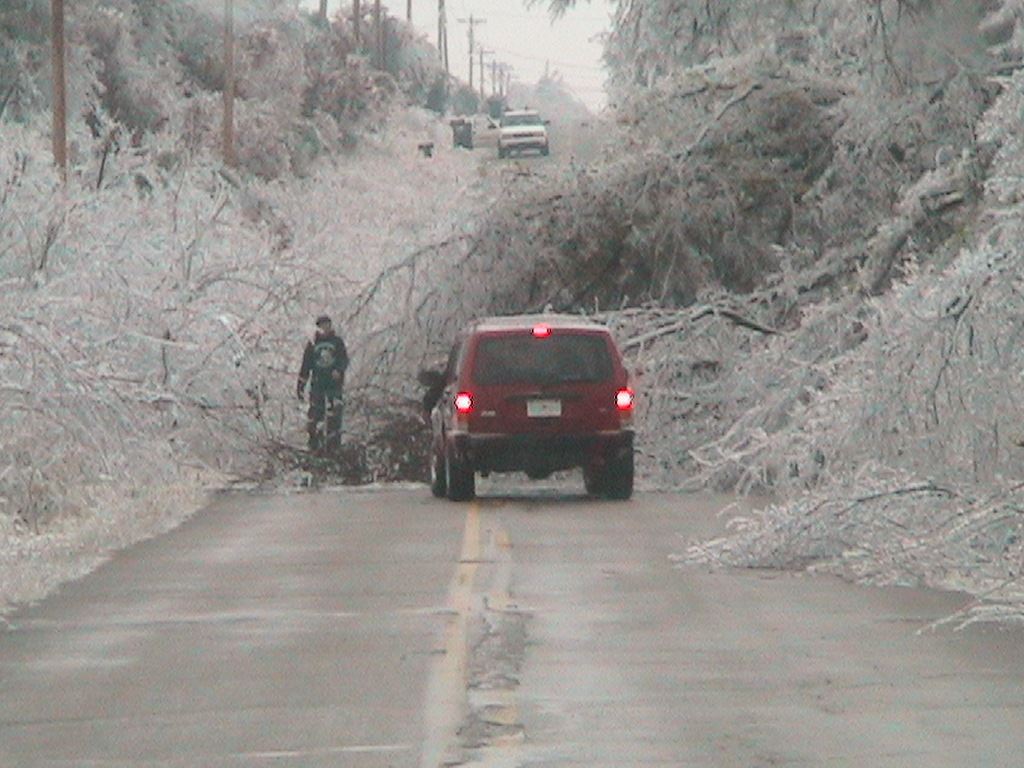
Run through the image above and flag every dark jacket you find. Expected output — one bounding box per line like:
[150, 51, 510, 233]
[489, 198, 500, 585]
[298, 330, 349, 396]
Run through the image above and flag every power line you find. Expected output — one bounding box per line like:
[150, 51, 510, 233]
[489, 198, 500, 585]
[488, 44, 604, 73]
[478, 11, 609, 23]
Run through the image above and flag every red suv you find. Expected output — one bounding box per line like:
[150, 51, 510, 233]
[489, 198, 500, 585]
[424, 314, 635, 501]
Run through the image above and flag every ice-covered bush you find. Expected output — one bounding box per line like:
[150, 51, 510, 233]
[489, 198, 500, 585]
[0, 96, 489, 610]
[685, 68, 1024, 624]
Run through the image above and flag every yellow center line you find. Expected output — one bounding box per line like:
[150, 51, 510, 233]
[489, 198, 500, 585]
[475, 524, 526, 765]
[419, 501, 482, 768]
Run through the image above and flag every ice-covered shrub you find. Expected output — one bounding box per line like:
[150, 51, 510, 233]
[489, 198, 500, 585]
[685, 68, 1024, 623]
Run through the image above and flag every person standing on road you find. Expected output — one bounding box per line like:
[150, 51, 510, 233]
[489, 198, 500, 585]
[296, 314, 349, 451]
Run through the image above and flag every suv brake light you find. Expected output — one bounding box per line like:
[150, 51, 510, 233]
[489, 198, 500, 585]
[616, 388, 635, 411]
[454, 392, 474, 415]
[532, 323, 552, 338]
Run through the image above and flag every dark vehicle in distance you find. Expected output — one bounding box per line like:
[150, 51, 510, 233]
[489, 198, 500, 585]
[423, 315, 635, 501]
[449, 117, 474, 149]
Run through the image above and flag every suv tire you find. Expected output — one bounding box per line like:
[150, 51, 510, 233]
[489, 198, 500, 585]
[583, 463, 605, 496]
[604, 448, 634, 500]
[445, 444, 476, 501]
[430, 447, 447, 498]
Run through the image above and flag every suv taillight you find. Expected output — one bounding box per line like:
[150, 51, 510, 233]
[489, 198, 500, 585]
[616, 388, 634, 412]
[454, 392, 474, 415]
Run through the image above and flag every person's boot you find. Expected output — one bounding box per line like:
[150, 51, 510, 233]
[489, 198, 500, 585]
[326, 415, 342, 454]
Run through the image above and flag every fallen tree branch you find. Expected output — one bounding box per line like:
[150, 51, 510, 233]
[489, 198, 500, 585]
[619, 303, 778, 353]
[0, 82, 16, 121]
[853, 482, 958, 504]
[691, 305, 780, 336]
[674, 82, 764, 161]
[861, 157, 974, 295]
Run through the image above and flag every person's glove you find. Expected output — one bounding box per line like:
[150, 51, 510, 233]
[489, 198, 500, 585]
[296, 382, 305, 401]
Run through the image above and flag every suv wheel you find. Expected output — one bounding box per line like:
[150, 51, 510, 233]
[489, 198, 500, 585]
[445, 444, 476, 501]
[430, 447, 447, 498]
[604, 447, 634, 500]
[583, 464, 605, 496]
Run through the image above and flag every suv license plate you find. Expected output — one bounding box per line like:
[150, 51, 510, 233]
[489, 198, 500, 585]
[527, 399, 562, 418]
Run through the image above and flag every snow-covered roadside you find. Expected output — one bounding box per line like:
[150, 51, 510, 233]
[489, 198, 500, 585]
[0, 109, 489, 617]
[0, 476, 216, 620]
[676, 70, 1024, 627]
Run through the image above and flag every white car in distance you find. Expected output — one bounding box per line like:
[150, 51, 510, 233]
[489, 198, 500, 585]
[497, 109, 550, 159]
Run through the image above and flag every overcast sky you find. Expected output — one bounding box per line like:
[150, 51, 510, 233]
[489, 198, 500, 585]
[310, 1, 612, 110]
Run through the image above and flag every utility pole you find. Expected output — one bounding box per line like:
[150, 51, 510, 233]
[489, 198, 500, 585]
[478, 48, 491, 100]
[438, 0, 449, 74]
[457, 13, 485, 90]
[407, 0, 412, 23]
[353, 0, 361, 46]
[319, 0, 328, 20]
[373, 0, 382, 67]
[491, 59, 498, 97]
[222, 0, 236, 167]
[50, 0, 67, 181]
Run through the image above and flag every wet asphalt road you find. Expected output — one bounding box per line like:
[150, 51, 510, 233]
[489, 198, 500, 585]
[1, 483, 1023, 767]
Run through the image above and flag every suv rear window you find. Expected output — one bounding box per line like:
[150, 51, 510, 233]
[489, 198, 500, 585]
[472, 334, 613, 386]
[501, 112, 543, 127]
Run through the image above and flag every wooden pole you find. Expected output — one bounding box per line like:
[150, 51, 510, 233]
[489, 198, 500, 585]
[319, 0, 328, 21]
[438, 0, 448, 74]
[222, 0, 236, 167]
[50, 0, 67, 182]
[479, 48, 487, 99]
[458, 14, 485, 91]
[374, 0, 382, 67]
[353, 0, 361, 45]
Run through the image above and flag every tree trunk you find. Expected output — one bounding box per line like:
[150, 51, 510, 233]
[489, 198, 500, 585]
[51, 0, 67, 182]
[222, 0, 236, 167]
